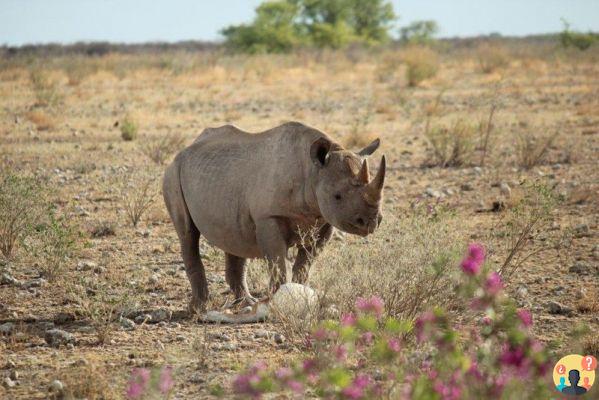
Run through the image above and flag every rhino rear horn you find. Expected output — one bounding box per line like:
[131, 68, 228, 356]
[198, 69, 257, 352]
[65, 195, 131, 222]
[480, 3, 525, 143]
[357, 138, 380, 156]
[358, 159, 370, 184]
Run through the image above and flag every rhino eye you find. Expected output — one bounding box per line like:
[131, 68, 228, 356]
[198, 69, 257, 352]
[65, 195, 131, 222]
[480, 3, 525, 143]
[334, 193, 342, 200]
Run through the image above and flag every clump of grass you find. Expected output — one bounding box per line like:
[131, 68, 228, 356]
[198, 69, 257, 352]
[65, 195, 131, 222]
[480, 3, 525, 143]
[89, 221, 117, 238]
[516, 131, 558, 169]
[55, 358, 119, 399]
[29, 69, 62, 107]
[425, 119, 477, 168]
[118, 170, 159, 227]
[25, 109, 57, 131]
[120, 116, 139, 141]
[0, 172, 47, 260]
[476, 43, 510, 73]
[33, 212, 79, 281]
[139, 133, 186, 165]
[401, 46, 439, 87]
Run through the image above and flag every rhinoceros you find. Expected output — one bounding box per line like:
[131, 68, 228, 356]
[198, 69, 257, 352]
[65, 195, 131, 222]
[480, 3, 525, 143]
[163, 122, 386, 312]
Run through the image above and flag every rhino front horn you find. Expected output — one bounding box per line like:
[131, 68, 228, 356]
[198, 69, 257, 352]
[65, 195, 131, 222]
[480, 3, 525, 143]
[366, 155, 386, 202]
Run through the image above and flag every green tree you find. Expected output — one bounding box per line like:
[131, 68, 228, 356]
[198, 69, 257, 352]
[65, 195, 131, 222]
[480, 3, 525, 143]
[349, 0, 396, 43]
[221, 1, 301, 53]
[399, 20, 439, 45]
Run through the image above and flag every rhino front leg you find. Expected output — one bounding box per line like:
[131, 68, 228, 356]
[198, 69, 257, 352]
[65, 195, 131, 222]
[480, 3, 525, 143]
[256, 218, 288, 294]
[292, 224, 333, 284]
[225, 253, 257, 305]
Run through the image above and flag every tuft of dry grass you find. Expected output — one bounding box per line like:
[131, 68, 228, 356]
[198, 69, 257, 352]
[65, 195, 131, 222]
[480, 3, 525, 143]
[400, 46, 439, 87]
[139, 133, 186, 165]
[53, 358, 120, 399]
[25, 110, 57, 131]
[29, 69, 62, 107]
[425, 119, 477, 167]
[516, 131, 558, 169]
[117, 169, 160, 227]
[477, 43, 510, 73]
[576, 288, 599, 314]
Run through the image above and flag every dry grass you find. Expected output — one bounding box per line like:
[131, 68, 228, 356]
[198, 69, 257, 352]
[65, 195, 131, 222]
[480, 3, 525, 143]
[516, 131, 559, 169]
[25, 110, 57, 131]
[139, 133, 187, 165]
[117, 169, 160, 227]
[425, 119, 477, 167]
[400, 46, 439, 87]
[477, 43, 511, 73]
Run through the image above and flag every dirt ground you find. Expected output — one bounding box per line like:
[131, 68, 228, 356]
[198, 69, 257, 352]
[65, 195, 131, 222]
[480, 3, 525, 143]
[0, 45, 598, 398]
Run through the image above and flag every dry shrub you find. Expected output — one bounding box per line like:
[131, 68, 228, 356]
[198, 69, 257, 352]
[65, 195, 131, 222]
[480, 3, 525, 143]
[33, 212, 79, 281]
[425, 119, 477, 167]
[309, 204, 463, 325]
[477, 43, 510, 73]
[400, 46, 439, 87]
[118, 169, 159, 227]
[576, 288, 599, 314]
[516, 131, 558, 169]
[29, 69, 62, 107]
[120, 115, 138, 141]
[139, 133, 186, 165]
[0, 172, 47, 259]
[54, 358, 119, 399]
[25, 109, 57, 131]
[89, 220, 116, 238]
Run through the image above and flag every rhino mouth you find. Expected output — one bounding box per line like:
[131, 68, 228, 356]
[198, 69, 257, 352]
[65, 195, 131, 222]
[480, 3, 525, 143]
[342, 222, 372, 237]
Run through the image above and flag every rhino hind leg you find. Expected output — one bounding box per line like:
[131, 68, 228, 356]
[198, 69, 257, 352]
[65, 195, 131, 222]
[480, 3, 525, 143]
[163, 163, 209, 314]
[292, 224, 333, 284]
[225, 253, 256, 305]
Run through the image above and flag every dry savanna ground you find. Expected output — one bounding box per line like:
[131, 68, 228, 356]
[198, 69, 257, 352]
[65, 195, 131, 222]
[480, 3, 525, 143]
[0, 43, 598, 398]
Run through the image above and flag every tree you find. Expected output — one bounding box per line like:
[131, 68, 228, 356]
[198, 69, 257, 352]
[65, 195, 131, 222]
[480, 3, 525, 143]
[399, 20, 439, 45]
[349, 0, 396, 43]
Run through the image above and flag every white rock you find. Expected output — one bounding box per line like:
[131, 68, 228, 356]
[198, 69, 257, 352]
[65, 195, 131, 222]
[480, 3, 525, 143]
[270, 283, 318, 320]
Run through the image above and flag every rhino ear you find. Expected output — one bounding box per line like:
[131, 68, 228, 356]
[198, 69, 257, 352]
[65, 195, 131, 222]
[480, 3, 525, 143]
[310, 137, 332, 167]
[357, 138, 380, 156]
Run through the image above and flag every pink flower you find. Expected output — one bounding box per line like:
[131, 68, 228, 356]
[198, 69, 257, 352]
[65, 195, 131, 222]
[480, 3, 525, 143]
[334, 345, 348, 361]
[355, 295, 384, 318]
[353, 374, 371, 389]
[467, 360, 483, 380]
[158, 366, 174, 394]
[312, 327, 328, 341]
[302, 359, 318, 373]
[341, 385, 364, 399]
[275, 367, 293, 380]
[388, 338, 401, 352]
[460, 243, 485, 275]
[485, 272, 503, 295]
[286, 379, 303, 393]
[499, 345, 525, 367]
[341, 312, 357, 327]
[360, 331, 374, 345]
[517, 309, 533, 327]
[126, 368, 150, 399]
[415, 311, 436, 343]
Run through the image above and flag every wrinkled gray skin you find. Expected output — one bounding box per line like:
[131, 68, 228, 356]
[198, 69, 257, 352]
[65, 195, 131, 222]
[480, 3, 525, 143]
[163, 122, 386, 312]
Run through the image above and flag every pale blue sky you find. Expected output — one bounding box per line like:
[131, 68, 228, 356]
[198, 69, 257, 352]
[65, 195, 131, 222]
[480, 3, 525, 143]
[1, 0, 598, 46]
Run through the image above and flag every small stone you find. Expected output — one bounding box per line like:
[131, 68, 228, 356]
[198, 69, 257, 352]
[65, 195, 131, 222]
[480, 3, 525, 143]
[175, 335, 186, 342]
[77, 260, 97, 271]
[120, 317, 136, 331]
[221, 343, 237, 351]
[66, 343, 75, 350]
[149, 309, 172, 323]
[135, 314, 152, 324]
[93, 266, 106, 274]
[274, 333, 285, 344]
[569, 262, 591, 275]
[49, 380, 64, 393]
[45, 329, 75, 348]
[209, 333, 232, 342]
[473, 167, 483, 175]
[0, 273, 20, 286]
[460, 183, 474, 191]
[6, 360, 16, 369]
[9, 371, 19, 380]
[23, 278, 47, 288]
[573, 224, 590, 238]
[3, 377, 16, 388]
[148, 274, 160, 285]
[547, 301, 574, 316]
[515, 285, 528, 299]
[0, 322, 15, 336]
[499, 183, 512, 197]
[254, 329, 270, 339]
[189, 374, 205, 384]
[425, 187, 442, 199]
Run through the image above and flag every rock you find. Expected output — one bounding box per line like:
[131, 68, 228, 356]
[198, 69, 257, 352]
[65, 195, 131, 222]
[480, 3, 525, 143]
[148, 274, 160, 285]
[515, 285, 528, 299]
[93, 266, 106, 274]
[274, 333, 285, 344]
[77, 260, 97, 271]
[254, 329, 270, 339]
[569, 262, 591, 275]
[0, 273, 20, 286]
[547, 301, 574, 316]
[2, 377, 16, 388]
[0, 322, 15, 336]
[573, 224, 590, 238]
[221, 343, 237, 351]
[9, 371, 19, 380]
[209, 333, 232, 342]
[473, 167, 483, 175]
[120, 317, 136, 331]
[22, 278, 47, 288]
[499, 183, 512, 197]
[45, 329, 75, 348]
[6, 360, 16, 369]
[149, 309, 172, 323]
[135, 314, 153, 324]
[460, 183, 474, 191]
[49, 379, 64, 393]
[425, 187, 442, 199]
[271, 283, 318, 320]
[175, 335, 186, 342]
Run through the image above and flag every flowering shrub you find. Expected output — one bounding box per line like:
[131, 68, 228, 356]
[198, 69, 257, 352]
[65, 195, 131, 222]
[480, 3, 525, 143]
[233, 243, 551, 399]
[126, 366, 174, 399]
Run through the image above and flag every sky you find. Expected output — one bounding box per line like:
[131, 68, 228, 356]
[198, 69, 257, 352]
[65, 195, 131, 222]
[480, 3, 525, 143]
[1, 0, 598, 46]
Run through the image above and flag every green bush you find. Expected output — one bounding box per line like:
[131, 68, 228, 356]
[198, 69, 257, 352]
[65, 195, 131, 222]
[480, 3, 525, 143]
[120, 116, 138, 141]
[221, 0, 397, 52]
[399, 20, 439, 45]
[560, 19, 596, 51]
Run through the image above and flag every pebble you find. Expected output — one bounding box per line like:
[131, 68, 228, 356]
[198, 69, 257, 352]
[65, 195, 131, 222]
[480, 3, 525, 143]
[120, 317, 136, 331]
[274, 333, 285, 344]
[135, 314, 153, 324]
[425, 187, 442, 199]
[569, 262, 591, 275]
[22, 278, 47, 288]
[209, 333, 232, 342]
[2, 377, 16, 388]
[254, 329, 270, 339]
[49, 380, 64, 393]
[77, 260, 97, 271]
[547, 301, 574, 316]
[9, 371, 19, 380]
[149, 309, 172, 323]
[221, 343, 237, 351]
[0, 273, 20, 286]
[0, 322, 15, 335]
[45, 329, 75, 348]
[573, 224, 590, 238]
[460, 183, 474, 191]
[499, 183, 512, 197]
[148, 274, 160, 285]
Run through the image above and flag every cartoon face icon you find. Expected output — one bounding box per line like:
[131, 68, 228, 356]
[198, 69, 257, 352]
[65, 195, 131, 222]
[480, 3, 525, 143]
[553, 355, 596, 396]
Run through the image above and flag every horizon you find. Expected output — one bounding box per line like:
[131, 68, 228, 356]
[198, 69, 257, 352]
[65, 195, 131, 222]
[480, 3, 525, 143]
[1, 0, 599, 47]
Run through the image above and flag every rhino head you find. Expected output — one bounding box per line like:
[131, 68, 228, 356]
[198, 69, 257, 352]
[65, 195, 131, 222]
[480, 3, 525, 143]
[310, 137, 386, 236]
